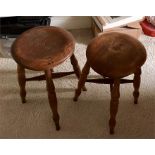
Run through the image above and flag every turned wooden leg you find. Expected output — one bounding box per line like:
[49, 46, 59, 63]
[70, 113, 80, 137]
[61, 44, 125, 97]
[73, 61, 90, 101]
[45, 69, 60, 131]
[70, 54, 87, 91]
[17, 65, 26, 103]
[109, 79, 120, 134]
[110, 83, 113, 93]
[133, 68, 141, 104]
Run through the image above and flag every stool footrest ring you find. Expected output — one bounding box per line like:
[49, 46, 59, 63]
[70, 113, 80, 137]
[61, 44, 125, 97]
[26, 71, 75, 81]
[86, 78, 134, 84]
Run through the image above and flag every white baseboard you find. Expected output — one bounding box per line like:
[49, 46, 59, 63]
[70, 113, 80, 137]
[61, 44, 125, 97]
[50, 16, 91, 29]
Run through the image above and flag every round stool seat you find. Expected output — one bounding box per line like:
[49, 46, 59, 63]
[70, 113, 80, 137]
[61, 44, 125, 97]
[86, 32, 147, 78]
[11, 26, 75, 71]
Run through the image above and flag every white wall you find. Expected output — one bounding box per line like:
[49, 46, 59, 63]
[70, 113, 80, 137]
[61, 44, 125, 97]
[50, 16, 91, 29]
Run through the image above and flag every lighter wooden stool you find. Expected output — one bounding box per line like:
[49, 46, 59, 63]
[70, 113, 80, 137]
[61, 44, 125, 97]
[74, 32, 147, 134]
[11, 26, 86, 130]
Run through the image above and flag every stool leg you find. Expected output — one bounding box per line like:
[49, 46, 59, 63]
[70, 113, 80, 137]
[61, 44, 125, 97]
[17, 65, 26, 103]
[45, 69, 60, 131]
[73, 61, 90, 101]
[133, 68, 141, 104]
[70, 54, 87, 91]
[109, 79, 120, 134]
[110, 83, 113, 93]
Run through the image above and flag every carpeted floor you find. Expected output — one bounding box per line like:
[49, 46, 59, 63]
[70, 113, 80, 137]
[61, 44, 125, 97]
[0, 29, 155, 138]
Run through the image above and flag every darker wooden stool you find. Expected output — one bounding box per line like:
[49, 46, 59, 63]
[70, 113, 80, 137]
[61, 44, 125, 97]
[73, 32, 147, 134]
[11, 26, 86, 131]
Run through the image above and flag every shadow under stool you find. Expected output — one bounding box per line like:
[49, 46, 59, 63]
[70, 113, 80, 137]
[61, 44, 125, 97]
[11, 26, 86, 130]
[74, 32, 147, 134]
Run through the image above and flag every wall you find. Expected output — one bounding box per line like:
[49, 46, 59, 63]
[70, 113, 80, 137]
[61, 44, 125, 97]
[50, 16, 91, 29]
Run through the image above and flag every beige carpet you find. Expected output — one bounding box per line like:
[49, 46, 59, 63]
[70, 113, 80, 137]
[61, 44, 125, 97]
[0, 29, 155, 138]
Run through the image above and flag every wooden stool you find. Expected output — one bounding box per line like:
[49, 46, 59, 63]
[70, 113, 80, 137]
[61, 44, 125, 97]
[74, 32, 147, 134]
[11, 26, 86, 131]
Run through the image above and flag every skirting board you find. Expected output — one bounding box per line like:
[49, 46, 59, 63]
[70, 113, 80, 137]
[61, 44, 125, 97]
[50, 16, 91, 29]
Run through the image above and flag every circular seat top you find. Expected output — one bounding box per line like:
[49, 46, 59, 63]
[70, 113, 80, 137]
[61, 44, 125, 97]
[11, 26, 75, 70]
[86, 32, 147, 78]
